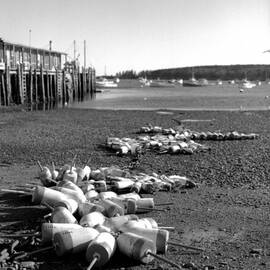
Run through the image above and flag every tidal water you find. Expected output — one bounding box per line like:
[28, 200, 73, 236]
[29, 80, 270, 111]
[68, 81, 270, 111]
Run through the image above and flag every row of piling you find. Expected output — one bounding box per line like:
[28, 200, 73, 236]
[0, 64, 96, 106]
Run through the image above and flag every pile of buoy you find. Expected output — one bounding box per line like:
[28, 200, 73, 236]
[139, 124, 259, 141]
[0, 159, 201, 269]
[106, 135, 209, 156]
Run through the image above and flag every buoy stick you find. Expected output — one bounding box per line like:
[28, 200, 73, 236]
[159, 226, 175, 231]
[87, 256, 99, 270]
[84, 157, 91, 167]
[37, 160, 43, 171]
[71, 154, 77, 168]
[14, 246, 53, 260]
[147, 251, 182, 269]
[0, 232, 41, 238]
[137, 207, 165, 212]
[42, 201, 54, 211]
[0, 189, 31, 195]
[167, 241, 204, 251]
[155, 202, 174, 206]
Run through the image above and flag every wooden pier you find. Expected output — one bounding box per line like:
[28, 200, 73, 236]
[0, 38, 96, 107]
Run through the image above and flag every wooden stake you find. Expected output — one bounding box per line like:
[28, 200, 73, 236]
[137, 207, 165, 212]
[147, 251, 182, 269]
[14, 246, 53, 260]
[155, 202, 174, 206]
[42, 201, 54, 211]
[159, 226, 175, 231]
[0, 189, 31, 195]
[87, 256, 99, 270]
[37, 160, 43, 171]
[167, 241, 204, 252]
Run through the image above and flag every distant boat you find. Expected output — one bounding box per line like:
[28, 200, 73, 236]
[96, 78, 118, 88]
[182, 68, 203, 87]
[139, 77, 150, 86]
[216, 79, 223, 85]
[238, 79, 256, 89]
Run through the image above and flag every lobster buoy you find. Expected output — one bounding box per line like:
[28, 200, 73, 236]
[53, 227, 99, 256]
[85, 232, 116, 269]
[41, 223, 82, 243]
[117, 232, 156, 264]
[80, 211, 106, 228]
[51, 206, 78, 224]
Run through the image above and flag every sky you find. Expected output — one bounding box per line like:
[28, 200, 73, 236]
[1, 0, 270, 75]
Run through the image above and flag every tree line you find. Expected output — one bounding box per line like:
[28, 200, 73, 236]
[116, 65, 270, 81]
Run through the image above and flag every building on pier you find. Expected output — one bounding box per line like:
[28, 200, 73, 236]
[0, 38, 67, 71]
[0, 38, 96, 106]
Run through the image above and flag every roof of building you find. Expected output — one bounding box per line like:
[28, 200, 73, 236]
[0, 38, 67, 55]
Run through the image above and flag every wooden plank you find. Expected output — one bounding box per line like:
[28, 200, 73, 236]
[5, 65, 11, 105]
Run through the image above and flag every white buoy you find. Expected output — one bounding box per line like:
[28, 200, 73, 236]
[78, 202, 106, 217]
[63, 167, 78, 184]
[99, 191, 118, 200]
[52, 186, 86, 203]
[31, 186, 68, 207]
[112, 179, 135, 191]
[83, 165, 91, 180]
[85, 232, 116, 269]
[117, 232, 156, 264]
[103, 214, 138, 232]
[58, 180, 84, 195]
[41, 223, 82, 243]
[55, 198, 78, 214]
[117, 232, 181, 268]
[76, 167, 86, 182]
[53, 227, 99, 256]
[80, 211, 106, 228]
[100, 199, 125, 217]
[37, 161, 54, 187]
[118, 192, 141, 201]
[119, 226, 169, 254]
[85, 190, 99, 201]
[51, 206, 78, 224]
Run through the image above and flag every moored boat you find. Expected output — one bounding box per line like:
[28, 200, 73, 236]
[96, 78, 118, 88]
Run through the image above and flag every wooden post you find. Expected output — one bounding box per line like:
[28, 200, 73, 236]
[87, 68, 91, 93]
[6, 65, 11, 105]
[46, 70, 50, 101]
[17, 64, 22, 104]
[29, 67, 33, 104]
[40, 65, 45, 102]
[78, 68, 81, 100]
[0, 72, 4, 106]
[34, 69, 38, 103]
[62, 69, 66, 103]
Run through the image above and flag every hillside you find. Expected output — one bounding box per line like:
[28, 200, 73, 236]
[140, 64, 270, 81]
[117, 65, 270, 81]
